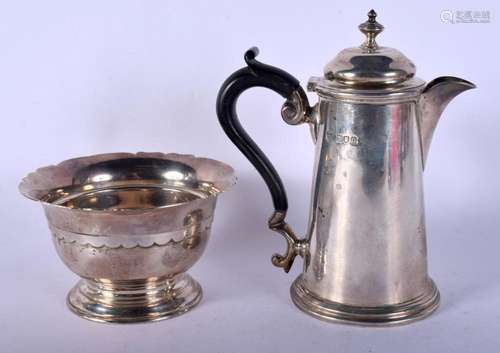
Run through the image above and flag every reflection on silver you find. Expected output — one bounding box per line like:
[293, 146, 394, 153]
[19, 152, 235, 323]
[289, 12, 475, 325]
[235, 10, 474, 326]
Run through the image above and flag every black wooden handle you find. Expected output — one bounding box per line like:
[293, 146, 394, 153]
[216, 47, 310, 272]
[216, 47, 306, 212]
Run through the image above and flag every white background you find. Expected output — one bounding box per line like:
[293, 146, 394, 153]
[1, 1, 498, 352]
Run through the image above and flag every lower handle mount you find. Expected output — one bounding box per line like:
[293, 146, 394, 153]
[269, 211, 308, 273]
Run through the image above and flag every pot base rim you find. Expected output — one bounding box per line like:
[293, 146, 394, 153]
[290, 275, 440, 326]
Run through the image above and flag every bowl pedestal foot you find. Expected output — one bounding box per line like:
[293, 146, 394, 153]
[67, 273, 202, 323]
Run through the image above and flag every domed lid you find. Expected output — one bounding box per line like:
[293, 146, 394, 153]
[324, 10, 416, 87]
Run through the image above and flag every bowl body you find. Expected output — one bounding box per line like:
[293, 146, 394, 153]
[20, 152, 235, 323]
[46, 195, 216, 281]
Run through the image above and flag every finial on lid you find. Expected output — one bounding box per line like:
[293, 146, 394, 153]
[358, 9, 384, 49]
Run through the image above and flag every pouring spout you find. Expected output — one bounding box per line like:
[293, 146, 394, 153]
[418, 76, 476, 168]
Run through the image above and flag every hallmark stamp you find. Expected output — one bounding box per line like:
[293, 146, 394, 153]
[336, 133, 360, 146]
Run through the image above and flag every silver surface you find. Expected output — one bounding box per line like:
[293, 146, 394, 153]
[288, 80, 474, 325]
[418, 77, 477, 167]
[253, 11, 475, 326]
[19, 152, 235, 323]
[323, 10, 416, 87]
[303, 98, 429, 308]
[1, 1, 494, 351]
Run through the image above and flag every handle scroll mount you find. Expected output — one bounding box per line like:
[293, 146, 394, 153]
[216, 47, 310, 273]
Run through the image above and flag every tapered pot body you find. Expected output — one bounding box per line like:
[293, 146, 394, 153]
[291, 93, 440, 325]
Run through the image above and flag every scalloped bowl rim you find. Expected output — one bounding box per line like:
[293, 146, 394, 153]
[19, 152, 236, 213]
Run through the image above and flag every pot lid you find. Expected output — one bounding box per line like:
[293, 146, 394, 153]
[324, 10, 416, 87]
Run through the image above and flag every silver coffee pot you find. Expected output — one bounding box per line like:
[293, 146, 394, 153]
[216, 10, 475, 325]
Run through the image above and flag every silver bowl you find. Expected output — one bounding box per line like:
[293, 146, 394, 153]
[19, 152, 235, 323]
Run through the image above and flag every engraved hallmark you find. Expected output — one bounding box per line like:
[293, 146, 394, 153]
[336, 133, 360, 146]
